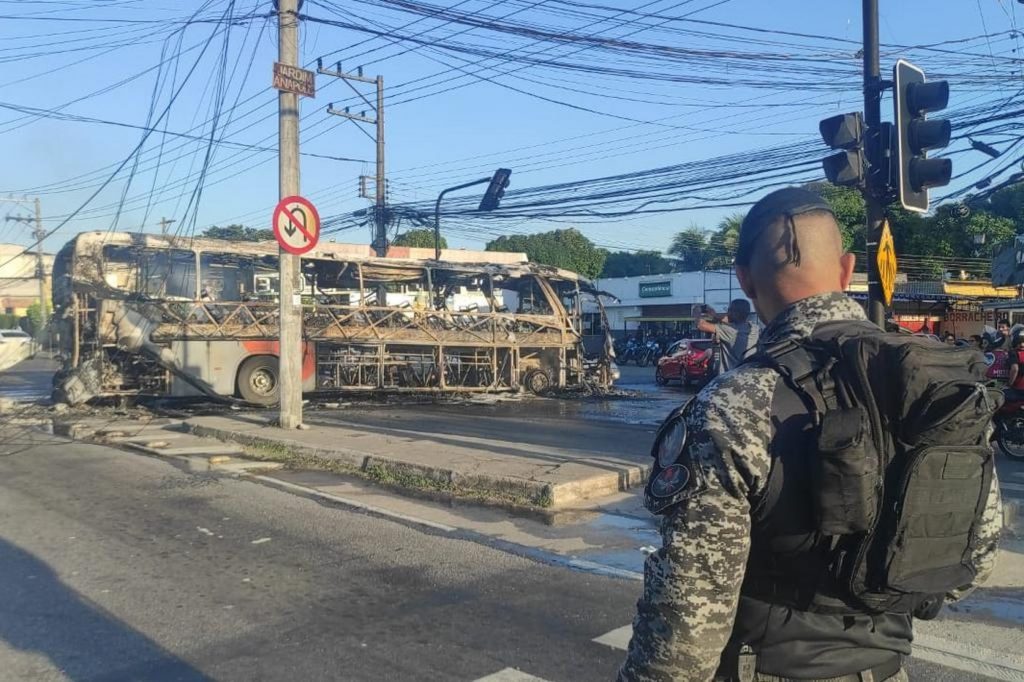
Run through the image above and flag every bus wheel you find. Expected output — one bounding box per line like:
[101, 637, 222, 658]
[524, 368, 552, 395]
[237, 355, 280, 405]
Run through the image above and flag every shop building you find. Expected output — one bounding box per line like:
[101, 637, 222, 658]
[588, 269, 1015, 342]
[592, 269, 747, 339]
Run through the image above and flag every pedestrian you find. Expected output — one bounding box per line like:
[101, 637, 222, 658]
[696, 299, 759, 374]
[618, 187, 1002, 682]
[992, 318, 1012, 350]
[943, 331, 956, 345]
[971, 334, 984, 350]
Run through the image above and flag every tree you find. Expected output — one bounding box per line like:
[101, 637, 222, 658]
[980, 181, 1024, 229]
[806, 182, 866, 252]
[705, 214, 742, 269]
[202, 224, 274, 241]
[393, 229, 447, 249]
[600, 250, 673, 278]
[25, 302, 49, 336]
[485, 228, 607, 279]
[892, 204, 1014, 279]
[667, 227, 708, 271]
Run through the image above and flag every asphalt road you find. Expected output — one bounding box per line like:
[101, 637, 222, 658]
[0, 359, 1019, 681]
[0, 354, 57, 401]
[0, 427, 1011, 682]
[0, 430, 644, 681]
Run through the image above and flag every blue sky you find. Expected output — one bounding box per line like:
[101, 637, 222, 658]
[0, 0, 1019, 256]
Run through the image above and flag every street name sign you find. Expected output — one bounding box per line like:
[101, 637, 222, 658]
[273, 62, 315, 97]
[273, 195, 321, 256]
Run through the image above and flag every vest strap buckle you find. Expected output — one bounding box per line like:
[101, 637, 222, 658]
[738, 644, 757, 682]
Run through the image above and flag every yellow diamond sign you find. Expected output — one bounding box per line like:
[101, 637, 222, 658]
[877, 220, 897, 307]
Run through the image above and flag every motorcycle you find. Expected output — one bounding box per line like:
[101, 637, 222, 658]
[636, 339, 662, 367]
[617, 339, 640, 366]
[996, 391, 1024, 461]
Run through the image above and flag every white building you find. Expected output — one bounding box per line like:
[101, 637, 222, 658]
[0, 243, 53, 316]
[591, 269, 750, 337]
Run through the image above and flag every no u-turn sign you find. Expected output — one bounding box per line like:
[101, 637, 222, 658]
[273, 195, 321, 255]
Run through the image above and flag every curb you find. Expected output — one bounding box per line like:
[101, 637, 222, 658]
[187, 421, 648, 510]
[189, 422, 557, 509]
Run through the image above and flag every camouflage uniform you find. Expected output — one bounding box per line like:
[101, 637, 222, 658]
[618, 291, 1003, 682]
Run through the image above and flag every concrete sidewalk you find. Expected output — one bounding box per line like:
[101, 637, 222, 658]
[186, 411, 650, 509]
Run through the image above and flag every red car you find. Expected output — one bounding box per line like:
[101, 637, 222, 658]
[655, 339, 715, 387]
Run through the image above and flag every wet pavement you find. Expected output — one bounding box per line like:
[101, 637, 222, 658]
[0, 354, 58, 402]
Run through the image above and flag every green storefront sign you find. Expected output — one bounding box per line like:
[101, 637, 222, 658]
[639, 280, 672, 298]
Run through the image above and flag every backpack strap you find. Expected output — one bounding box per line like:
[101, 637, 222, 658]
[754, 338, 842, 418]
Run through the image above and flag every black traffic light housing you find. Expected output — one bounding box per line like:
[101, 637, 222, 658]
[893, 59, 952, 212]
[479, 168, 512, 212]
[819, 112, 865, 187]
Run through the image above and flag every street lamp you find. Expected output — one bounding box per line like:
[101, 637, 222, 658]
[434, 168, 511, 260]
[973, 232, 986, 258]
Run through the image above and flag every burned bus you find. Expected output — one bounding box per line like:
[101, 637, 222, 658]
[51, 232, 617, 405]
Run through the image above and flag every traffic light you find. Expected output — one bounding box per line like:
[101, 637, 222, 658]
[819, 112, 865, 187]
[479, 168, 512, 211]
[893, 59, 952, 212]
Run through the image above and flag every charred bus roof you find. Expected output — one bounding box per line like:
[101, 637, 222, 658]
[59, 231, 597, 292]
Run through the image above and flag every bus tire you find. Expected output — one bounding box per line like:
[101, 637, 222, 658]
[524, 368, 552, 395]
[237, 355, 280, 405]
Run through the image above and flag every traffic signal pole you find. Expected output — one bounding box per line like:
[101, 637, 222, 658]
[433, 169, 512, 260]
[277, 0, 303, 429]
[862, 0, 886, 329]
[434, 177, 491, 261]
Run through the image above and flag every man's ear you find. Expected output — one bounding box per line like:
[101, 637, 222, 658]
[839, 252, 856, 290]
[736, 265, 756, 300]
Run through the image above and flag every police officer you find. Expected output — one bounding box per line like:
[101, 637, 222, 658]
[618, 188, 1003, 682]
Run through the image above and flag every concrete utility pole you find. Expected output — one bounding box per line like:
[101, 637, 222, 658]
[278, 0, 303, 429]
[33, 198, 47, 333]
[862, 0, 886, 328]
[321, 64, 387, 256]
[3, 196, 48, 335]
[158, 216, 176, 237]
[375, 74, 386, 256]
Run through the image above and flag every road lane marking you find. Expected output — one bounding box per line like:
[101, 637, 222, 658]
[250, 475, 457, 532]
[566, 558, 643, 582]
[473, 668, 552, 681]
[593, 625, 632, 651]
[913, 633, 1024, 682]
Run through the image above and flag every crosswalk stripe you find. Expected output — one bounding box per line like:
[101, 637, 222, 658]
[593, 624, 632, 651]
[473, 668, 552, 682]
[593, 623, 1024, 681]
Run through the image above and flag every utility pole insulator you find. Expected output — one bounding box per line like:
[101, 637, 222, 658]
[320, 63, 387, 256]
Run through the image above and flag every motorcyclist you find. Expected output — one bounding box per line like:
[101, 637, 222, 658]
[1005, 329, 1024, 402]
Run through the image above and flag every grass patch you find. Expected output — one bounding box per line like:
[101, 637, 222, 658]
[194, 425, 557, 510]
[237, 437, 552, 508]
[239, 440, 294, 462]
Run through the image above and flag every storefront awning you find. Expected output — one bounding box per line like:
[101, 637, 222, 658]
[981, 298, 1024, 311]
[847, 280, 1017, 301]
